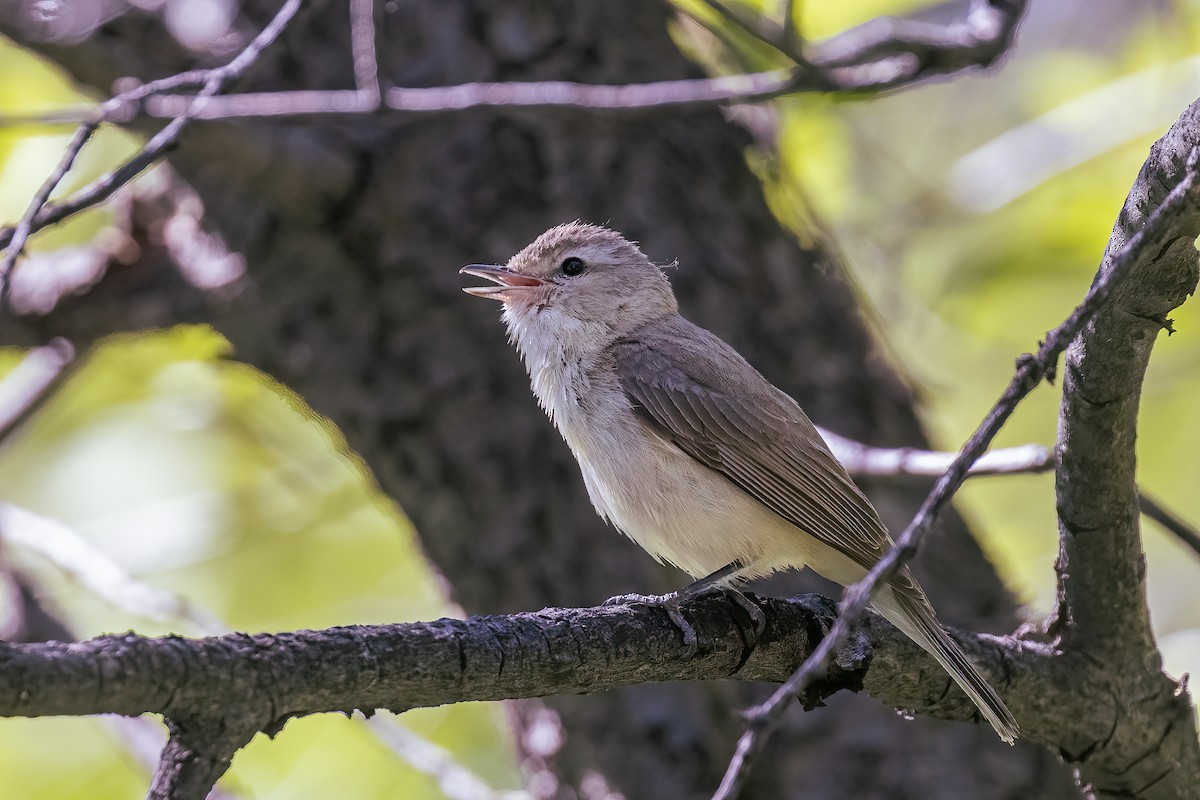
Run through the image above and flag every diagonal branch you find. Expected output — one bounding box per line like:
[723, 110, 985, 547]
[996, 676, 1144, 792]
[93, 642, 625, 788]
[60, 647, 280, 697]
[0, 0, 305, 292]
[713, 99, 1200, 800]
[691, 0, 806, 63]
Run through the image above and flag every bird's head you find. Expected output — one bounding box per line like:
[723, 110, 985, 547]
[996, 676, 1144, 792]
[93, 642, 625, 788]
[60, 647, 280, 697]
[461, 222, 678, 356]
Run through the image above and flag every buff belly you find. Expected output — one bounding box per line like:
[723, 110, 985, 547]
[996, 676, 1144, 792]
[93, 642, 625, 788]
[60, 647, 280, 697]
[565, 407, 866, 587]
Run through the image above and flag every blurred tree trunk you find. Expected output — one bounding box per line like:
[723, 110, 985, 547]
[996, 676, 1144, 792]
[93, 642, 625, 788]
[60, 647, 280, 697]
[0, 1, 1077, 797]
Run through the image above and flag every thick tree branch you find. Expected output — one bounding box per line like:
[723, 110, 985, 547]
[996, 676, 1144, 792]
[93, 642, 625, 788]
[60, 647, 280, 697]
[1051, 98, 1200, 796]
[0, 596, 1075, 749]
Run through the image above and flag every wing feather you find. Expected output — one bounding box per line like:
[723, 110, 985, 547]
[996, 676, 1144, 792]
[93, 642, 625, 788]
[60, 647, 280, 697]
[613, 323, 900, 578]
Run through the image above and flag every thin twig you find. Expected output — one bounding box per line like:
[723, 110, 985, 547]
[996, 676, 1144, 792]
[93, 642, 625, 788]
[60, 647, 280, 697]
[0, 0, 304, 267]
[0, 123, 97, 306]
[145, 88, 378, 119]
[711, 146, 1200, 800]
[0, 72, 230, 128]
[823, 433, 1198, 562]
[350, 0, 380, 100]
[145, 0, 379, 120]
[141, 70, 797, 120]
[0, 108, 98, 127]
[1140, 491, 1200, 560]
[693, 0, 802, 63]
[0, 338, 74, 443]
[387, 69, 802, 111]
[0, 69, 220, 300]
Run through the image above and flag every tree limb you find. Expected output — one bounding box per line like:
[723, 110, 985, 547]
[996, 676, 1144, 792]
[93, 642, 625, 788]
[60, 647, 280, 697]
[0, 595, 1079, 748]
[1050, 97, 1200, 796]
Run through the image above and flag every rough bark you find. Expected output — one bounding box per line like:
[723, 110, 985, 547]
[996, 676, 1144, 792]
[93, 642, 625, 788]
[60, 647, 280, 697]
[0, 597, 1103, 747]
[1050, 108, 1200, 795]
[0, 1, 1076, 797]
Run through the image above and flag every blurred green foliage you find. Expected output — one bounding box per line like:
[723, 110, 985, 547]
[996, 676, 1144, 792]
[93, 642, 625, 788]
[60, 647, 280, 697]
[2, 1, 1200, 797]
[0, 325, 523, 798]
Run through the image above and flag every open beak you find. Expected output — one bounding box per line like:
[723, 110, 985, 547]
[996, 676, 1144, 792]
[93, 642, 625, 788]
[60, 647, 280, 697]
[460, 264, 548, 302]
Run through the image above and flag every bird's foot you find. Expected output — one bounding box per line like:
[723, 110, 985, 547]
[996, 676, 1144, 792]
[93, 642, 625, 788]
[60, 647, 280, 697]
[724, 589, 767, 638]
[603, 591, 699, 657]
[603, 587, 766, 658]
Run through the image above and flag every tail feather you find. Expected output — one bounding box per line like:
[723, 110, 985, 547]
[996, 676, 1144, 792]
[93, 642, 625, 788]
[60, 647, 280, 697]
[877, 583, 1019, 744]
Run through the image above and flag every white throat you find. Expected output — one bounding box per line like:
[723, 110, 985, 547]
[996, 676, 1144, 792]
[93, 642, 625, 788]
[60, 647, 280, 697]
[501, 302, 615, 426]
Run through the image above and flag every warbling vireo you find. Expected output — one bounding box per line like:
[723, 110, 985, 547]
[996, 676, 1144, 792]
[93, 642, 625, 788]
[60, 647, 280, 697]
[461, 222, 1018, 743]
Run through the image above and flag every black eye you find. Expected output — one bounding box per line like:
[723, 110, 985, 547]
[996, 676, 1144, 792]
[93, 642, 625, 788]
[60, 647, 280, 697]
[560, 256, 585, 277]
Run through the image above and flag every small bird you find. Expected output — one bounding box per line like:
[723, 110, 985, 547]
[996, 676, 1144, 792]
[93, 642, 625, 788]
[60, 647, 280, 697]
[461, 222, 1018, 743]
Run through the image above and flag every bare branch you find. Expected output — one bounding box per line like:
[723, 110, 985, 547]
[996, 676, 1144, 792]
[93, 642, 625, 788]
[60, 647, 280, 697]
[0, 500, 472, 797]
[819, 427, 1052, 477]
[349, 0, 380, 100]
[822, 430, 1200, 567]
[0, 0, 305, 273]
[1044, 98, 1200, 795]
[0, 123, 96, 306]
[388, 70, 801, 111]
[0, 595, 1082, 745]
[776, 0, 800, 52]
[0, 71, 218, 129]
[2, 0, 1026, 126]
[146, 88, 380, 119]
[714, 104, 1200, 800]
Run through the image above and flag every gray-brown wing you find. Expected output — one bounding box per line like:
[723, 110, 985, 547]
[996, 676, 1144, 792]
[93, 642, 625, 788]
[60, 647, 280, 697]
[612, 331, 895, 576]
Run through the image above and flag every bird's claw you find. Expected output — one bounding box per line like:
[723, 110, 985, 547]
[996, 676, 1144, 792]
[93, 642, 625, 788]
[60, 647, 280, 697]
[727, 590, 767, 638]
[603, 592, 699, 657]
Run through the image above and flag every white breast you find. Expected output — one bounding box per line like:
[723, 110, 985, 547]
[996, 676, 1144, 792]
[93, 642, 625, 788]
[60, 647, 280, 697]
[537, 360, 800, 577]
[504, 303, 848, 582]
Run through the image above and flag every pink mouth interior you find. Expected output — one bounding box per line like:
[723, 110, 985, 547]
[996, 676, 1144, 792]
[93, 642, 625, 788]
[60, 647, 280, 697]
[500, 273, 545, 287]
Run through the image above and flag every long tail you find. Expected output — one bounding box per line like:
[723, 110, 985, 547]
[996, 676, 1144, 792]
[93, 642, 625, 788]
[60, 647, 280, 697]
[875, 582, 1019, 744]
